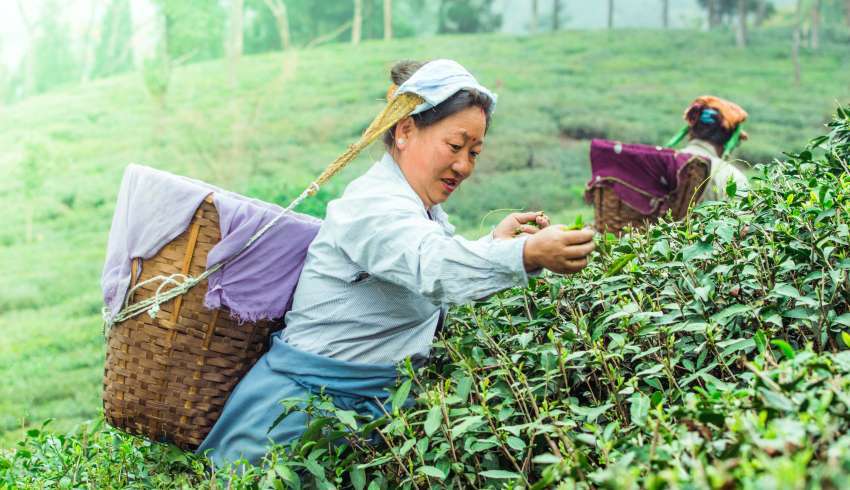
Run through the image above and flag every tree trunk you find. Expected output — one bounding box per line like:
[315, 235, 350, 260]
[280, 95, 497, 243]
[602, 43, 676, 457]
[707, 0, 719, 29]
[383, 0, 392, 40]
[553, 0, 560, 30]
[810, 0, 821, 50]
[755, 0, 767, 26]
[530, 0, 538, 33]
[352, 0, 362, 45]
[736, 0, 747, 48]
[228, 0, 244, 66]
[792, 0, 802, 86]
[80, 0, 100, 82]
[15, 0, 36, 97]
[263, 0, 290, 50]
[662, 0, 669, 28]
[228, 0, 244, 170]
[608, 0, 614, 29]
[846, 0, 850, 27]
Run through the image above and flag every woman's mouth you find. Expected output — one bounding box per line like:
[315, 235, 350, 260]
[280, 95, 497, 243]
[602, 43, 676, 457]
[441, 178, 459, 193]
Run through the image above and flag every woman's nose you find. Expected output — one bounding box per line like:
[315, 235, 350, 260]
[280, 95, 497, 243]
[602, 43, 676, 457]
[452, 157, 473, 178]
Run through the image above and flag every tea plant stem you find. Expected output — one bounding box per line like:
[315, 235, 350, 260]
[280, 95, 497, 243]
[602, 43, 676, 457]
[371, 423, 418, 488]
[436, 384, 460, 466]
[481, 409, 528, 482]
[554, 340, 572, 396]
[523, 291, 534, 321]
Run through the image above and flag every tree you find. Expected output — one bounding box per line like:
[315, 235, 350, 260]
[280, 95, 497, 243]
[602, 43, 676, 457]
[810, 0, 822, 50]
[93, 0, 134, 79]
[553, 0, 561, 30]
[15, 0, 38, 96]
[846, 0, 850, 26]
[608, 0, 615, 29]
[438, 0, 501, 34]
[228, 0, 245, 65]
[703, 0, 721, 28]
[736, 0, 748, 47]
[531, 0, 538, 33]
[383, 0, 392, 40]
[27, 0, 78, 95]
[142, 2, 171, 108]
[662, 0, 669, 28]
[792, 0, 803, 86]
[262, 0, 291, 50]
[755, 0, 768, 26]
[352, 0, 362, 44]
[697, 1, 774, 31]
[79, 0, 100, 83]
[152, 0, 226, 63]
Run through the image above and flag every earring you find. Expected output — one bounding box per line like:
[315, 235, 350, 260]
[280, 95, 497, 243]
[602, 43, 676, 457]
[398, 138, 406, 147]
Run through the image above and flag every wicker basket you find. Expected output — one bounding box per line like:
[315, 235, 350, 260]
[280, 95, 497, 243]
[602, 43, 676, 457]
[590, 156, 710, 235]
[103, 196, 282, 450]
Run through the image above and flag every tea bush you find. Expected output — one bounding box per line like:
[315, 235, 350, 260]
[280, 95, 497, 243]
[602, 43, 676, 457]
[3, 109, 850, 488]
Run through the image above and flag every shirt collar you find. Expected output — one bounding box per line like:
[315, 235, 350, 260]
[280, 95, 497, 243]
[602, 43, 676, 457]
[684, 139, 720, 159]
[376, 153, 454, 232]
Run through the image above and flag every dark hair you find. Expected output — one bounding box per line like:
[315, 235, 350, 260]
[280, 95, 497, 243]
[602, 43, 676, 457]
[685, 105, 735, 148]
[382, 60, 493, 149]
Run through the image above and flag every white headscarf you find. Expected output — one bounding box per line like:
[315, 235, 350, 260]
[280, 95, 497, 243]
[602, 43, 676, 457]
[394, 59, 497, 115]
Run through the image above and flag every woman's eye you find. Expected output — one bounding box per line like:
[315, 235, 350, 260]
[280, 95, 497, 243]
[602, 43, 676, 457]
[470, 151, 479, 160]
[449, 143, 462, 152]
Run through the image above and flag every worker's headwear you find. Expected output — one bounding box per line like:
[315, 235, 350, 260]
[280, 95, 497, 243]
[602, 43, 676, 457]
[666, 95, 749, 157]
[684, 95, 749, 141]
[300, 60, 497, 198]
[387, 59, 497, 115]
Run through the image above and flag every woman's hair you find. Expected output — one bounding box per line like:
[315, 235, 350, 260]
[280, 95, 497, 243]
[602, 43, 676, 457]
[382, 60, 493, 148]
[685, 105, 735, 148]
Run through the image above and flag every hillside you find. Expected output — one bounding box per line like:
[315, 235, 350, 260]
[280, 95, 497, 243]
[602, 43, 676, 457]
[0, 28, 848, 447]
[3, 101, 850, 490]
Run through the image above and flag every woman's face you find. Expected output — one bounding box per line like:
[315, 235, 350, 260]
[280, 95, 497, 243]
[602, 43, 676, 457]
[393, 106, 487, 208]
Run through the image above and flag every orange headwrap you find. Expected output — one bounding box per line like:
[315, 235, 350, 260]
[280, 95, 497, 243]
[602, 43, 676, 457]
[684, 95, 749, 140]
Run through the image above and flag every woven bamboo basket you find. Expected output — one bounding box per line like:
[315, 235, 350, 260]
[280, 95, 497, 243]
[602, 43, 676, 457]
[103, 196, 281, 450]
[590, 156, 710, 235]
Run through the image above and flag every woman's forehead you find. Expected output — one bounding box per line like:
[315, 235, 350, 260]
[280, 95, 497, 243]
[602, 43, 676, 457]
[439, 108, 486, 140]
[447, 128, 484, 144]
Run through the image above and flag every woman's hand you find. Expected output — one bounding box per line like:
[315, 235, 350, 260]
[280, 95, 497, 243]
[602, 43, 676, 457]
[523, 226, 596, 274]
[492, 211, 550, 240]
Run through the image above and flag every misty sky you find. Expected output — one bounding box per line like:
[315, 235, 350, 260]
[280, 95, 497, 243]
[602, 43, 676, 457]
[0, 0, 800, 71]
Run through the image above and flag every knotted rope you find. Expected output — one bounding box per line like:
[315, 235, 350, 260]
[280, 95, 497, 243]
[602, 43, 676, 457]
[104, 92, 424, 330]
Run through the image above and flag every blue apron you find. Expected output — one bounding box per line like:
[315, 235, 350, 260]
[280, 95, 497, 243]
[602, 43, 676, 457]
[196, 333, 402, 467]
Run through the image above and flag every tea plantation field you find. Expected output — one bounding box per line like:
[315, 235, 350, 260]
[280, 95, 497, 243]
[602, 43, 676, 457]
[1, 26, 849, 487]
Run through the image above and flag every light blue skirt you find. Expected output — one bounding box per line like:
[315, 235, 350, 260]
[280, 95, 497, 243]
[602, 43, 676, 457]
[196, 333, 402, 468]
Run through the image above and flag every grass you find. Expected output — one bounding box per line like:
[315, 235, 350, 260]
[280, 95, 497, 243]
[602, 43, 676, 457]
[0, 27, 848, 447]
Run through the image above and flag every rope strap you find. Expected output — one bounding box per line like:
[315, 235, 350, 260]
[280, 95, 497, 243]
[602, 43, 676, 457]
[104, 92, 425, 331]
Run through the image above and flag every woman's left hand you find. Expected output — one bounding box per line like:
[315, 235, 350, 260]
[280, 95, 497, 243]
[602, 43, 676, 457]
[492, 211, 550, 240]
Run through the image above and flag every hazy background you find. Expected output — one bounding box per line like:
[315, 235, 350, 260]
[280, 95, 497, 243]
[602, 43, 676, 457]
[0, 0, 848, 446]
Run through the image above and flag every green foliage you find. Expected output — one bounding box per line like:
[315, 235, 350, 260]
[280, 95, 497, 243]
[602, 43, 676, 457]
[1, 25, 849, 460]
[439, 0, 502, 34]
[225, 108, 850, 487]
[29, 0, 78, 95]
[154, 0, 227, 63]
[92, 0, 134, 79]
[142, 54, 171, 107]
[4, 108, 850, 488]
[19, 142, 48, 200]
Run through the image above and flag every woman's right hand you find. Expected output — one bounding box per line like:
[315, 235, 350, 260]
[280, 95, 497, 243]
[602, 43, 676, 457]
[523, 227, 596, 274]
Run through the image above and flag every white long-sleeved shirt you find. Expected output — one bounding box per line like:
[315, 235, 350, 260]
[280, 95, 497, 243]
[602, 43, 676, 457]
[683, 139, 749, 203]
[281, 153, 531, 365]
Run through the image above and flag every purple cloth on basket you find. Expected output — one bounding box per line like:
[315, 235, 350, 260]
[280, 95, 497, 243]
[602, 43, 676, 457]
[205, 192, 320, 322]
[585, 139, 701, 215]
[101, 164, 321, 324]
